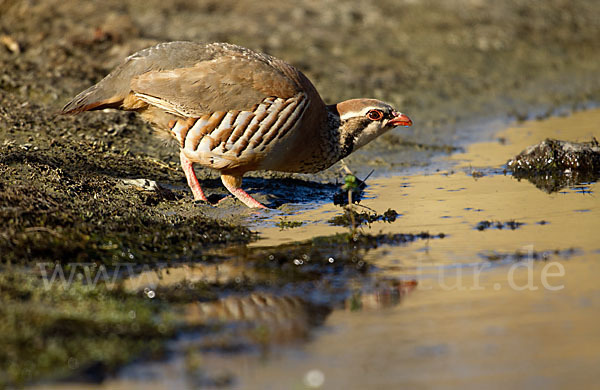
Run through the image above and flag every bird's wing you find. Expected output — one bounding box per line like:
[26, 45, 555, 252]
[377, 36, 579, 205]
[61, 42, 305, 116]
[130, 52, 301, 117]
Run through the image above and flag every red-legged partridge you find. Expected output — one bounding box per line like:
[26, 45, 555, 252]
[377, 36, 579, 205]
[62, 42, 412, 208]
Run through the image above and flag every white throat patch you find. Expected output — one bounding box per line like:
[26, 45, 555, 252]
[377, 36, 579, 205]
[352, 121, 388, 151]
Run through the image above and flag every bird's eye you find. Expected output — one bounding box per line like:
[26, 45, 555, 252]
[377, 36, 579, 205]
[366, 109, 384, 121]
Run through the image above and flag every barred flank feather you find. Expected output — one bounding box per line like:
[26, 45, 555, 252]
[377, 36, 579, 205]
[174, 94, 308, 171]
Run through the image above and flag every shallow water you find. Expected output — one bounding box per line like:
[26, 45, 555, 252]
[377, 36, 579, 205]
[220, 258, 600, 390]
[32, 110, 600, 389]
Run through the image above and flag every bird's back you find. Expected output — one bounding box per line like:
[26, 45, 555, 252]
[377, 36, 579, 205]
[61, 42, 322, 117]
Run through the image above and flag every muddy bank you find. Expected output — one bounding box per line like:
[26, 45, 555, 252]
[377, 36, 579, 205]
[2, 0, 600, 387]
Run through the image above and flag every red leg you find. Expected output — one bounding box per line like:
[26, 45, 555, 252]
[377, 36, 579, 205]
[221, 174, 267, 209]
[180, 151, 208, 202]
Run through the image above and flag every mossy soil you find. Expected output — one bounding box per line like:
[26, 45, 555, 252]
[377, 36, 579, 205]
[1, 0, 600, 386]
[0, 271, 176, 386]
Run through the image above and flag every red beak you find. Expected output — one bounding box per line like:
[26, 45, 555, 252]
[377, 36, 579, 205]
[389, 112, 412, 127]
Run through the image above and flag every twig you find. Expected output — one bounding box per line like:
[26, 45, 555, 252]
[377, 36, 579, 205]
[24, 227, 63, 238]
[362, 169, 375, 183]
[145, 157, 179, 172]
[347, 189, 357, 238]
[339, 159, 353, 175]
[354, 203, 376, 213]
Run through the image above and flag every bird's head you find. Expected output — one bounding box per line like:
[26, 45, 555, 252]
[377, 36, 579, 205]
[329, 98, 412, 153]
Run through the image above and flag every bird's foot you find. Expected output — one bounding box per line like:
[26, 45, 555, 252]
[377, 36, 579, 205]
[190, 187, 208, 202]
[229, 188, 268, 209]
[221, 174, 268, 209]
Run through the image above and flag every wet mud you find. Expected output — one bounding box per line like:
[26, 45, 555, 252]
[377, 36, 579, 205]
[1, 0, 600, 388]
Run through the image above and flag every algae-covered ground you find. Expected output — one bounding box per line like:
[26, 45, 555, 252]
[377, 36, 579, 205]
[2, 0, 600, 263]
[1, 0, 600, 387]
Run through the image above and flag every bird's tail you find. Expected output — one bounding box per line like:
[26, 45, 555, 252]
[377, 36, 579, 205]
[60, 82, 124, 115]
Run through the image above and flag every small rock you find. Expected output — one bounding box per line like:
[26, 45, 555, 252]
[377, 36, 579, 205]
[507, 137, 600, 174]
[120, 178, 163, 192]
[507, 137, 600, 193]
[0, 35, 20, 54]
